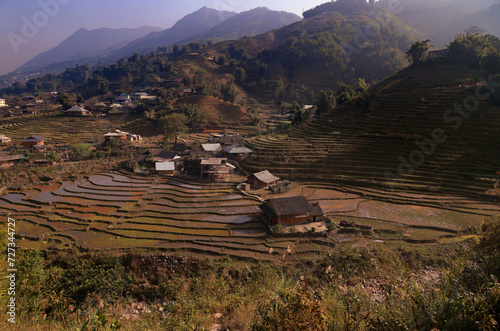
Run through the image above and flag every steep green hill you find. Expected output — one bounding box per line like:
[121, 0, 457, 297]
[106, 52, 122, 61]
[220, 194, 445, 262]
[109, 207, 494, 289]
[244, 62, 500, 198]
[198, 0, 421, 103]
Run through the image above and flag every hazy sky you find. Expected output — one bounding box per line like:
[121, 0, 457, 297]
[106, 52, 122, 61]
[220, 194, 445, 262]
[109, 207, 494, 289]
[0, 0, 327, 75]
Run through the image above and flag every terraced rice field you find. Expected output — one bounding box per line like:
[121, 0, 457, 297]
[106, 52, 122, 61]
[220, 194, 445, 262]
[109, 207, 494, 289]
[0, 172, 340, 260]
[0, 113, 160, 145]
[174, 95, 251, 127]
[1, 171, 498, 259]
[244, 65, 500, 198]
[276, 182, 499, 243]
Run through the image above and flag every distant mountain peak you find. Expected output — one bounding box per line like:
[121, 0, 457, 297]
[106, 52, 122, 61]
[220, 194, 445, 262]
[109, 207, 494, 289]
[16, 26, 162, 72]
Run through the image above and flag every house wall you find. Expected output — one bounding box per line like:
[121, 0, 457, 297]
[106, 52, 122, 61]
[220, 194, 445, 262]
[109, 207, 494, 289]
[248, 176, 266, 189]
[67, 111, 90, 116]
[248, 176, 278, 189]
[22, 141, 44, 148]
[158, 170, 175, 176]
[232, 153, 250, 162]
[274, 214, 310, 226]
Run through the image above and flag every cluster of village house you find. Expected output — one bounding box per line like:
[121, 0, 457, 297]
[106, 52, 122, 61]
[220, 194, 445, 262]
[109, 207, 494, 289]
[59, 92, 157, 117]
[126, 132, 254, 179]
[0, 133, 66, 167]
[0, 91, 159, 117]
[0, 130, 325, 228]
[126, 133, 324, 228]
[0, 91, 326, 229]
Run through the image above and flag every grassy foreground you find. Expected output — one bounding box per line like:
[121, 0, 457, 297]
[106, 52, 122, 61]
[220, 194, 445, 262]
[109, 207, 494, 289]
[1, 221, 500, 330]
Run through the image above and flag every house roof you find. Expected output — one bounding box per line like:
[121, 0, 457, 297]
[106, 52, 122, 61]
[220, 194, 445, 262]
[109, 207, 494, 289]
[65, 105, 89, 113]
[173, 143, 189, 151]
[251, 170, 280, 184]
[0, 152, 21, 162]
[132, 154, 148, 163]
[94, 102, 107, 107]
[266, 196, 323, 217]
[147, 149, 177, 159]
[223, 144, 253, 154]
[190, 151, 213, 157]
[22, 135, 45, 143]
[133, 150, 178, 164]
[104, 132, 126, 137]
[202, 143, 222, 152]
[201, 158, 227, 165]
[219, 136, 233, 145]
[155, 161, 175, 171]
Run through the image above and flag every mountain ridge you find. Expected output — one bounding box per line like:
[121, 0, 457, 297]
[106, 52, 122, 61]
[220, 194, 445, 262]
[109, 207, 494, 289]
[16, 26, 162, 72]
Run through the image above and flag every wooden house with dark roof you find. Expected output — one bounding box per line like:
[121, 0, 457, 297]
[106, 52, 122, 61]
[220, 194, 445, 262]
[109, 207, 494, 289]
[219, 136, 235, 146]
[223, 144, 254, 161]
[260, 196, 324, 226]
[22, 135, 46, 149]
[247, 170, 280, 189]
[65, 105, 91, 116]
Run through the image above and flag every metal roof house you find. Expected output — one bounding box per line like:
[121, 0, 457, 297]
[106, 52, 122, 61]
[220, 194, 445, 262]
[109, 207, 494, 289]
[155, 161, 176, 175]
[223, 144, 254, 161]
[104, 131, 127, 141]
[0, 135, 12, 144]
[247, 170, 280, 189]
[22, 135, 46, 149]
[201, 143, 223, 156]
[65, 105, 91, 116]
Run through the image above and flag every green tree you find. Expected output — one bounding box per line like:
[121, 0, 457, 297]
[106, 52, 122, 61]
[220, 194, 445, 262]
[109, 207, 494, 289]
[177, 104, 206, 129]
[287, 102, 311, 126]
[159, 113, 188, 146]
[335, 82, 356, 107]
[76, 94, 85, 104]
[406, 40, 433, 65]
[220, 80, 239, 103]
[316, 89, 336, 116]
[354, 78, 370, 93]
[71, 143, 92, 160]
[447, 29, 500, 69]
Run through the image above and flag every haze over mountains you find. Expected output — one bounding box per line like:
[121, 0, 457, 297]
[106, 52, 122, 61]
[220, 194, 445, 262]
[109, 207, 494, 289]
[3, 0, 500, 87]
[377, 0, 500, 48]
[17, 26, 163, 72]
[9, 7, 301, 81]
